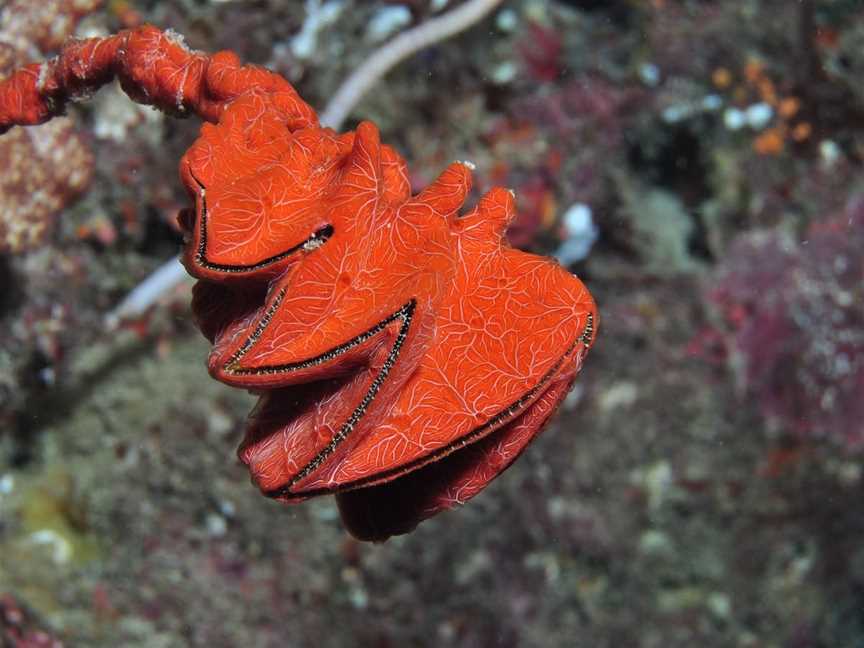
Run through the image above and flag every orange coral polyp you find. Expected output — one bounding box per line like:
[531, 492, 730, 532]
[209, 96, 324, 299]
[0, 25, 597, 540]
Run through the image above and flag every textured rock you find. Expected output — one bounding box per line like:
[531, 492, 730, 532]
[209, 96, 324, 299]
[0, 0, 99, 253]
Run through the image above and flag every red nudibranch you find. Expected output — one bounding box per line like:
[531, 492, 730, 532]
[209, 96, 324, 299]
[0, 26, 597, 540]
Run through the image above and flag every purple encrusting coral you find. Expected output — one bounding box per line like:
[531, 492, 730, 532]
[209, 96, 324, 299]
[710, 201, 864, 448]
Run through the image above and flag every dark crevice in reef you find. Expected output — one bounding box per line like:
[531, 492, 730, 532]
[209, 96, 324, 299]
[556, 0, 636, 27]
[0, 253, 24, 320]
[627, 123, 715, 262]
[137, 205, 185, 257]
[628, 124, 709, 204]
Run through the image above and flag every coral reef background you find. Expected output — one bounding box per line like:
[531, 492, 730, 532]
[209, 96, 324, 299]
[1, 1, 863, 646]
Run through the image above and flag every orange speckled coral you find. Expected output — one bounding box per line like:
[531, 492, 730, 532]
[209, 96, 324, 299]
[0, 0, 100, 252]
[0, 25, 597, 540]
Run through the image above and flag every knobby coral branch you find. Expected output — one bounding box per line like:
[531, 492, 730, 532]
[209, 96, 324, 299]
[105, 256, 189, 328]
[320, 0, 505, 130]
[0, 24, 597, 541]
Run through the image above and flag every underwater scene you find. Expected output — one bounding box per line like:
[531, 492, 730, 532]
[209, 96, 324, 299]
[0, 0, 862, 646]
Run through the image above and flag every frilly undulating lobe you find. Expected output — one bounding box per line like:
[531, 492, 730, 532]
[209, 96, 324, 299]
[0, 25, 598, 540]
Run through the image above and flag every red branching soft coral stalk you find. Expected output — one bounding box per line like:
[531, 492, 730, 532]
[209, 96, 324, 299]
[0, 25, 597, 540]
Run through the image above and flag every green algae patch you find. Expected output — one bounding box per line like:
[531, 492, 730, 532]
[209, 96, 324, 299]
[0, 464, 102, 615]
[18, 465, 102, 565]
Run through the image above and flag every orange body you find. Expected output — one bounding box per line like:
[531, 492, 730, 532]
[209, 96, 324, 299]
[0, 26, 597, 540]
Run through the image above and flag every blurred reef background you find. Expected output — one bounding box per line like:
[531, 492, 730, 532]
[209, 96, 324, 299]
[1, 0, 863, 646]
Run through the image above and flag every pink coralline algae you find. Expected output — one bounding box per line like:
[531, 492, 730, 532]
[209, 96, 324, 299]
[0, 118, 94, 253]
[0, 0, 98, 253]
[709, 202, 864, 449]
